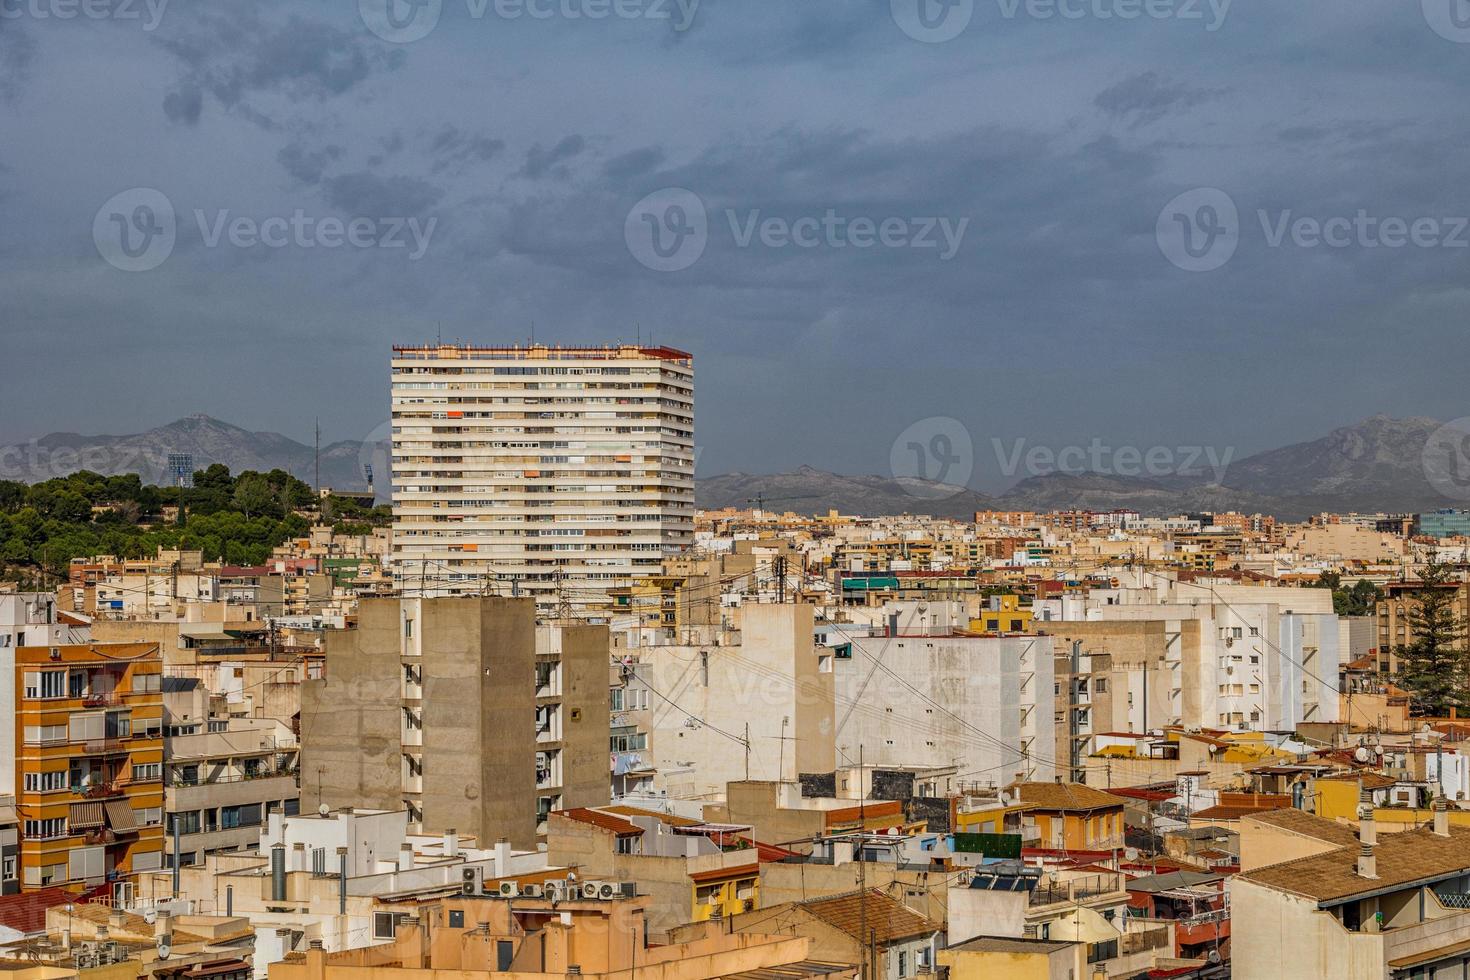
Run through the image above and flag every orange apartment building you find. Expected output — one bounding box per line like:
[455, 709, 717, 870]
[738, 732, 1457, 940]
[5, 642, 166, 893]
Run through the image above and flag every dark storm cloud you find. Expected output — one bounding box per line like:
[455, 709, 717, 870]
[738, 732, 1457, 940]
[518, 135, 588, 180]
[278, 141, 345, 185]
[321, 173, 444, 216]
[4, 0, 1470, 480]
[155, 8, 403, 126]
[603, 147, 665, 180]
[428, 126, 505, 175]
[1094, 72, 1217, 128]
[0, 21, 36, 99]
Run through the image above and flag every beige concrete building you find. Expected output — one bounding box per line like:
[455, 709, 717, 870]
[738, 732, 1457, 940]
[388, 344, 695, 607]
[299, 597, 608, 849]
[1234, 804, 1470, 978]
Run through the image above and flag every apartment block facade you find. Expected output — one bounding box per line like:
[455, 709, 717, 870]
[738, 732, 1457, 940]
[299, 597, 608, 850]
[389, 343, 695, 606]
[5, 641, 166, 892]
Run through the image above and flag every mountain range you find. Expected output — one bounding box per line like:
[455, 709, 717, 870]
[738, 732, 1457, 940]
[2, 414, 1466, 521]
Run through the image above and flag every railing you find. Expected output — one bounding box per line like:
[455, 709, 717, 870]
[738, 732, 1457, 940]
[1029, 874, 1123, 907]
[168, 767, 297, 787]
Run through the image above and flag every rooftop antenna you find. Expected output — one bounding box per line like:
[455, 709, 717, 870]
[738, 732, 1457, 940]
[314, 418, 320, 499]
[530, 321, 536, 346]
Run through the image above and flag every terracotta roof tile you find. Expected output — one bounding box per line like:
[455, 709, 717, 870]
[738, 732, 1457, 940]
[1011, 781, 1125, 813]
[797, 889, 939, 944]
[1239, 824, 1470, 905]
[553, 807, 644, 837]
[1240, 808, 1360, 847]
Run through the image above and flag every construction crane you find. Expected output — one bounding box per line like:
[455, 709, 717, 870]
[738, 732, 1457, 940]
[746, 492, 820, 512]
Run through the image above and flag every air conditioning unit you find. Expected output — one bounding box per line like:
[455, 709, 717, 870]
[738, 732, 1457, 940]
[617, 882, 636, 898]
[543, 882, 562, 905]
[499, 881, 520, 898]
[462, 867, 483, 896]
[582, 882, 601, 900]
[520, 883, 542, 898]
[598, 883, 617, 900]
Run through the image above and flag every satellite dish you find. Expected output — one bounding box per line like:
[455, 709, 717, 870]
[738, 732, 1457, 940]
[142, 910, 156, 924]
[1354, 747, 1370, 763]
[318, 805, 330, 817]
[156, 937, 172, 961]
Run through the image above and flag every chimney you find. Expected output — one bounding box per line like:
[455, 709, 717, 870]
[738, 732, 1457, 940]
[1357, 842, 1377, 880]
[1434, 796, 1451, 838]
[494, 837, 512, 878]
[154, 911, 172, 940]
[399, 843, 415, 871]
[1358, 788, 1376, 849]
[443, 828, 459, 858]
[271, 843, 287, 901]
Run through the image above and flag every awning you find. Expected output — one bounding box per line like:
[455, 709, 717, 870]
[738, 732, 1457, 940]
[104, 800, 137, 833]
[70, 802, 105, 830]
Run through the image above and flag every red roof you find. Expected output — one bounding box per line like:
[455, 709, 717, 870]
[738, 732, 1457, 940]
[0, 883, 109, 935]
[553, 808, 643, 837]
[689, 862, 759, 884]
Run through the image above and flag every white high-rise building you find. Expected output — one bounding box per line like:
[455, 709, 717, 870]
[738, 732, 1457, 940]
[389, 343, 695, 605]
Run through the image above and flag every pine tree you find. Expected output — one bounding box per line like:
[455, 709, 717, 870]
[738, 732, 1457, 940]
[1393, 561, 1469, 716]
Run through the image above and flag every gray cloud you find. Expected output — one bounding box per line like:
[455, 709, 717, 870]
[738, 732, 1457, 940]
[0, 21, 36, 99]
[155, 9, 403, 127]
[518, 135, 587, 180]
[428, 126, 504, 175]
[603, 146, 665, 180]
[278, 141, 345, 185]
[1094, 71, 1217, 128]
[320, 173, 443, 216]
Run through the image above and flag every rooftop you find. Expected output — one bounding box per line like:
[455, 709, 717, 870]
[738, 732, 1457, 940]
[1240, 808, 1361, 847]
[943, 935, 1074, 955]
[1239, 824, 1470, 906]
[1010, 781, 1125, 812]
[796, 889, 939, 944]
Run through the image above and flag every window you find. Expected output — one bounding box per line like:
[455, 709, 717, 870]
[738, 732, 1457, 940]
[374, 912, 408, 939]
[2, 856, 15, 881]
[24, 771, 69, 792]
[1094, 678, 1107, 693]
[132, 672, 161, 693]
[25, 671, 65, 699]
[170, 811, 201, 835]
[616, 836, 637, 854]
[898, 951, 908, 977]
[24, 818, 67, 840]
[133, 763, 162, 782]
[818, 655, 832, 673]
[404, 619, 414, 639]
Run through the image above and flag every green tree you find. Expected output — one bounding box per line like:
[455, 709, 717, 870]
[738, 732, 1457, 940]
[1393, 562, 1470, 716]
[232, 473, 277, 520]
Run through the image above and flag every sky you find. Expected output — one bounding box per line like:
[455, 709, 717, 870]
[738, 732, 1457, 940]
[2, 0, 1469, 492]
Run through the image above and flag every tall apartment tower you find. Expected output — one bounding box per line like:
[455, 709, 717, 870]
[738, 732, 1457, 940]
[299, 597, 609, 850]
[389, 343, 695, 607]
